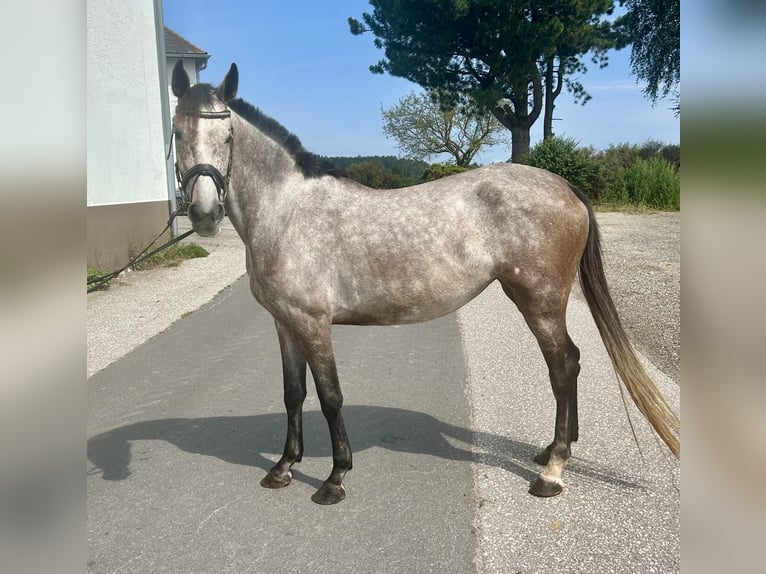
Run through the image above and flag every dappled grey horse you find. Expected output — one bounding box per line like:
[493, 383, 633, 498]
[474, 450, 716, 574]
[171, 61, 679, 504]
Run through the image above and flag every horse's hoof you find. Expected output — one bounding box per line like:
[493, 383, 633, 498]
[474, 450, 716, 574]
[260, 470, 292, 489]
[529, 477, 563, 497]
[311, 482, 346, 505]
[533, 448, 551, 465]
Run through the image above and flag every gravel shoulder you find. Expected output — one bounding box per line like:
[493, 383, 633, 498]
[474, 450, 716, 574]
[594, 211, 680, 383]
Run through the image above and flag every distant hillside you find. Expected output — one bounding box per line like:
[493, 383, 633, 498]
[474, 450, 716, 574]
[323, 155, 429, 181]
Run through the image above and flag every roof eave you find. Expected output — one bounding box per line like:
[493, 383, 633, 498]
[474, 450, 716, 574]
[166, 52, 209, 60]
[166, 52, 210, 71]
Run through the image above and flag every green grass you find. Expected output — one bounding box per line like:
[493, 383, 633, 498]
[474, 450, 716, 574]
[87, 268, 111, 291]
[87, 243, 209, 292]
[622, 157, 680, 210]
[592, 203, 659, 214]
[87, 268, 107, 281]
[133, 243, 209, 271]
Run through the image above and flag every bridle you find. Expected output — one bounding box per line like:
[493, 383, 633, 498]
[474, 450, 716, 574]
[173, 109, 234, 203]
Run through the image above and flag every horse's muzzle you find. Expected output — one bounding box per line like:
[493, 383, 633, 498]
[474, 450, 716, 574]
[188, 202, 225, 237]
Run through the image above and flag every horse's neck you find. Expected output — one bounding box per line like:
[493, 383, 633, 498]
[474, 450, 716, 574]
[226, 114, 300, 235]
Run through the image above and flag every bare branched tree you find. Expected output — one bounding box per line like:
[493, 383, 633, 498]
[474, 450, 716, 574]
[382, 92, 509, 166]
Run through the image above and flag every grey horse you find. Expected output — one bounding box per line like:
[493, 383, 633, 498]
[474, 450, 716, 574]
[171, 61, 679, 505]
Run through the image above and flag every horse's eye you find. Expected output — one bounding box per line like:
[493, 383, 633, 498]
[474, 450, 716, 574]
[224, 134, 233, 144]
[174, 131, 183, 142]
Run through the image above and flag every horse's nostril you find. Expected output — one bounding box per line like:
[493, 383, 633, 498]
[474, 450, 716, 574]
[188, 203, 203, 221]
[215, 204, 225, 220]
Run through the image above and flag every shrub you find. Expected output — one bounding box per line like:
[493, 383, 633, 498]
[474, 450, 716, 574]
[594, 143, 640, 203]
[637, 139, 665, 160]
[528, 136, 602, 199]
[526, 138, 679, 209]
[636, 139, 680, 168]
[598, 142, 642, 169]
[660, 144, 680, 168]
[622, 157, 680, 210]
[421, 163, 471, 181]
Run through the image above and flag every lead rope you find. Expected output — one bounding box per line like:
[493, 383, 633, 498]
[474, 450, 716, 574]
[87, 214, 193, 293]
[167, 128, 174, 160]
[87, 124, 192, 293]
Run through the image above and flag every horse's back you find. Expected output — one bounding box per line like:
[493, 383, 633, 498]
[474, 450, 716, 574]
[393, 163, 590, 267]
[335, 163, 588, 234]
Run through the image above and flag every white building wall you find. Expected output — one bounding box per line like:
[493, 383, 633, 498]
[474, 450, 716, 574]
[87, 0, 168, 207]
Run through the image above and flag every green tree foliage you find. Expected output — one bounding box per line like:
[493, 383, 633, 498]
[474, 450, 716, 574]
[350, 1, 617, 163]
[421, 163, 473, 181]
[539, 1, 616, 139]
[345, 160, 400, 188]
[382, 92, 508, 166]
[614, 0, 680, 110]
[325, 155, 429, 187]
[528, 136, 603, 197]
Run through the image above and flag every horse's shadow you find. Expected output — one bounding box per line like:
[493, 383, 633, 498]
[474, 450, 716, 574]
[87, 405, 642, 491]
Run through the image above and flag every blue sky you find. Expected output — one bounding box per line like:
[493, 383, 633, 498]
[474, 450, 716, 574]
[163, 0, 679, 164]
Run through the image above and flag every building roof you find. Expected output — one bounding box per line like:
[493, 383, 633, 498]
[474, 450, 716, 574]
[164, 26, 209, 59]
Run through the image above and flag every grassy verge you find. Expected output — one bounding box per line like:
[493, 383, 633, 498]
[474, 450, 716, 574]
[593, 203, 660, 214]
[87, 268, 112, 291]
[87, 243, 209, 292]
[132, 243, 209, 271]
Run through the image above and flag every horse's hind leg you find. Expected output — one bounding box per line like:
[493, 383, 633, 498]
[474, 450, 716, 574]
[500, 281, 581, 497]
[529, 323, 581, 497]
[261, 321, 308, 489]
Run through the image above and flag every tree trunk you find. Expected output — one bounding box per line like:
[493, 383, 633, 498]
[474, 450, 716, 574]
[543, 55, 564, 141]
[488, 62, 543, 164]
[543, 56, 555, 140]
[510, 126, 531, 164]
[491, 105, 533, 164]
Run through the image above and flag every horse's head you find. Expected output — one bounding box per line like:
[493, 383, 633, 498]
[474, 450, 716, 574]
[171, 61, 238, 237]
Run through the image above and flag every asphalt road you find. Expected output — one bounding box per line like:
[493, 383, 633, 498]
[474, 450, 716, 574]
[87, 220, 680, 573]
[88, 280, 477, 574]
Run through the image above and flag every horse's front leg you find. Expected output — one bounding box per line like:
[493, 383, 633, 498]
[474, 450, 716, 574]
[298, 316, 352, 505]
[260, 320, 307, 489]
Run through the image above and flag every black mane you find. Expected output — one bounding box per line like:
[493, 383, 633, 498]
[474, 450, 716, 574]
[177, 83, 342, 179]
[228, 98, 344, 179]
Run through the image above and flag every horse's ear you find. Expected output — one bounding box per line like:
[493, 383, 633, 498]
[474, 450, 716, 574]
[171, 60, 190, 98]
[216, 63, 238, 103]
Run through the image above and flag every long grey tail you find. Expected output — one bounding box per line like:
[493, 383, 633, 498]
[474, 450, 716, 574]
[570, 184, 680, 457]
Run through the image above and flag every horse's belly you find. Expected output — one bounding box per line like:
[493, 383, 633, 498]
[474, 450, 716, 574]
[332, 274, 494, 326]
